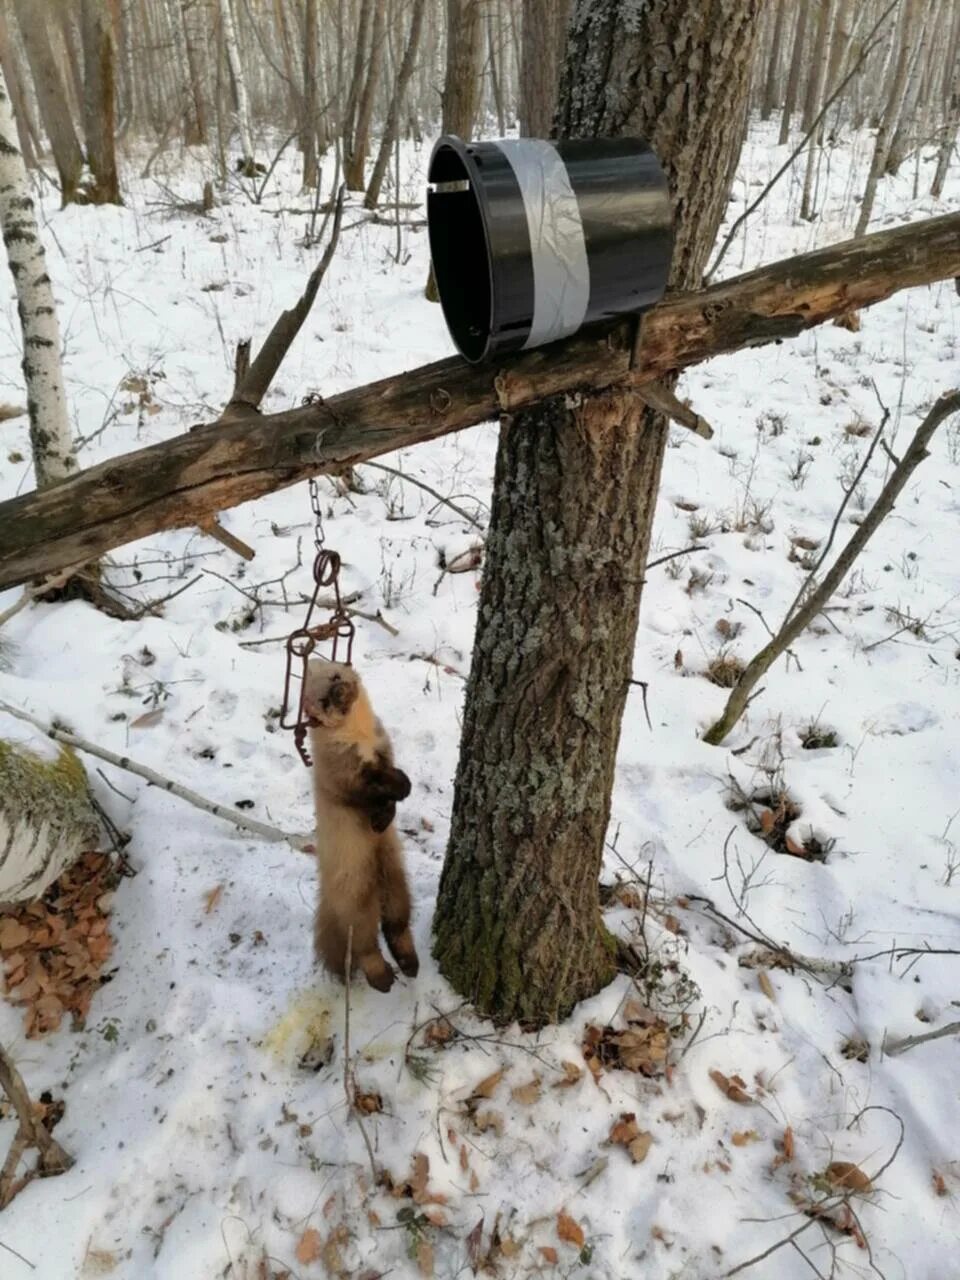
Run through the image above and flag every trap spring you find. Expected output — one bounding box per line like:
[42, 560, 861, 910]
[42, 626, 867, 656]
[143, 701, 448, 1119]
[280, 477, 355, 766]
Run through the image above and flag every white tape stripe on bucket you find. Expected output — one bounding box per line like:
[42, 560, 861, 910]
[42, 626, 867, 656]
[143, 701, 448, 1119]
[493, 139, 590, 349]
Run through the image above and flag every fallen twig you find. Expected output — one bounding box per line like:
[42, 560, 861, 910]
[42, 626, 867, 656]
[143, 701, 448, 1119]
[0, 700, 312, 854]
[0, 1044, 73, 1209]
[883, 1019, 960, 1057]
[0, 563, 88, 629]
[364, 460, 486, 530]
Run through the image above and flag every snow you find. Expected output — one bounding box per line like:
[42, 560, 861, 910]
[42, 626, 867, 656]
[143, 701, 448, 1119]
[0, 123, 958, 1279]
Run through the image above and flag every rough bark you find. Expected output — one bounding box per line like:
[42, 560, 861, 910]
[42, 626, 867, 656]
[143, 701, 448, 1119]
[364, 0, 427, 208]
[0, 66, 77, 489]
[519, 0, 568, 136]
[301, 0, 319, 188]
[344, 0, 386, 191]
[12, 0, 86, 204]
[432, 0, 764, 1026]
[81, 0, 123, 205]
[1, 209, 958, 591]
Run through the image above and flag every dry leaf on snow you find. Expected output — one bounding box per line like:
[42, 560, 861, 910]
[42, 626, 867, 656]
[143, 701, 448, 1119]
[553, 1060, 583, 1088]
[557, 1211, 585, 1248]
[608, 1112, 653, 1163]
[416, 1238, 434, 1277]
[709, 1069, 753, 1103]
[203, 884, 223, 914]
[473, 1109, 504, 1136]
[824, 1161, 872, 1193]
[731, 1130, 760, 1147]
[470, 1068, 504, 1099]
[354, 1090, 383, 1114]
[295, 1228, 322, 1264]
[129, 707, 165, 729]
[539, 1246, 559, 1264]
[510, 1076, 541, 1105]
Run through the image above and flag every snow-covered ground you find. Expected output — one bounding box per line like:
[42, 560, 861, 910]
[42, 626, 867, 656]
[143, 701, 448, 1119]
[0, 123, 958, 1279]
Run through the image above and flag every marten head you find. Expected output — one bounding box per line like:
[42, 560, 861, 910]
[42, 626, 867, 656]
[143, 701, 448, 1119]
[302, 660, 361, 729]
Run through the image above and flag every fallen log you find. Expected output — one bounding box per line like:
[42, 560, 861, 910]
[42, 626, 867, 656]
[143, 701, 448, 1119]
[0, 211, 958, 590]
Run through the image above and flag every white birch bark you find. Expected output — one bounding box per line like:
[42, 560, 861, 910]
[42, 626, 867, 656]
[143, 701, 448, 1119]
[0, 66, 76, 488]
[218, 0, 255, 170]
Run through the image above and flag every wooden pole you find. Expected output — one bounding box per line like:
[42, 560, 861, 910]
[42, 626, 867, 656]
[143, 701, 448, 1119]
[0, 212, 958, 590]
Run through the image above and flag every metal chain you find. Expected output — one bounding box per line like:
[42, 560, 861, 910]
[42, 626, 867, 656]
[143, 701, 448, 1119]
[308, 475, 325, 554]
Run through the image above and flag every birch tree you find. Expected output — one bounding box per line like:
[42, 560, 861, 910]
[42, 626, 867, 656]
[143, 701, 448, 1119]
[218, 0, 255, 173]
[0, 66, 76, 488]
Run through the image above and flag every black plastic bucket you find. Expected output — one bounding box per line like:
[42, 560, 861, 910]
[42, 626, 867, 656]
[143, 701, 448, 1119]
[427, 135, 672, 364]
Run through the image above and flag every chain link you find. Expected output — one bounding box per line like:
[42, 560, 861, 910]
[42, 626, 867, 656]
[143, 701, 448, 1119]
[308, 475, 325, 553]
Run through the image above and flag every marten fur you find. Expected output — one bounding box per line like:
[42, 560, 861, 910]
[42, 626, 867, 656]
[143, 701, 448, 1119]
[302, 660, 419, 992]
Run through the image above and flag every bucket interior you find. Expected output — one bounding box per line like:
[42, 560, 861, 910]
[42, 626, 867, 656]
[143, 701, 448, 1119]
[428, 145, 492, 363]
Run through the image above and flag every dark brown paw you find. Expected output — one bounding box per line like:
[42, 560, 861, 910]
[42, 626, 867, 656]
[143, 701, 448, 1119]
[397, 951, 419, 978]
[362, 961, 396, 992]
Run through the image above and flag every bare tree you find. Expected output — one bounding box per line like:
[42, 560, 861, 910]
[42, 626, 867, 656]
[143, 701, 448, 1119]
[365, 0, 428, 208]
[219, 0, 255, 173]
[81, 0, 123, 204]
[13, 0, 86, 203]
[301, 0, 320, 188]
[779, 0, 810, 144]
[856, 0, 919, 235]
[344, 0, 386, 190]
[0, 65, 77, 487]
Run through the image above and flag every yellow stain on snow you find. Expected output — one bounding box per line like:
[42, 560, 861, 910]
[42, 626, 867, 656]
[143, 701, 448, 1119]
[262, 989, 332, 1063]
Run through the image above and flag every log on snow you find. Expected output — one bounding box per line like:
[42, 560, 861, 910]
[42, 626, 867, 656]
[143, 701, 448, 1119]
[0, 211, 958, 590]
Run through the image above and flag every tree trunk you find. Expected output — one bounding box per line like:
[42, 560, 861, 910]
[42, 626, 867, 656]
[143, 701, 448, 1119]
[0, 65, 77, 488]
[343, 0, 385, 190]
[180, 0, 210, 144]
[761, 0, 789, 120]
[0, 7, 39, 168]
[799, 0, 835, 218]
[364, 0, 427, 208]
[219, 0, 255, 172]
[425, 0, 485, 299]
[932, 1, 960, 198]
[12, 0, 86, 204]
[801, 0, 833, 133]
[487, 10, 506, 137]
[519, 0, 568, 136]
[81, 0, 123, 205]
[886, 0, 938, 176]
[778, 0, 809, 145]
[856, 0, 917, 236]
[432, 0, 764, 1028]
[301, 0, 319, 188]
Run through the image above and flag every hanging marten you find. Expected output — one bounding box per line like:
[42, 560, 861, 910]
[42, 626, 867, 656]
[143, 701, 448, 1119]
[302, 660, 419, 992]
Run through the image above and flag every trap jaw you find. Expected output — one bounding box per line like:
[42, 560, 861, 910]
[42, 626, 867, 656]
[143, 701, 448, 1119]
[280, 478, 355, 767]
